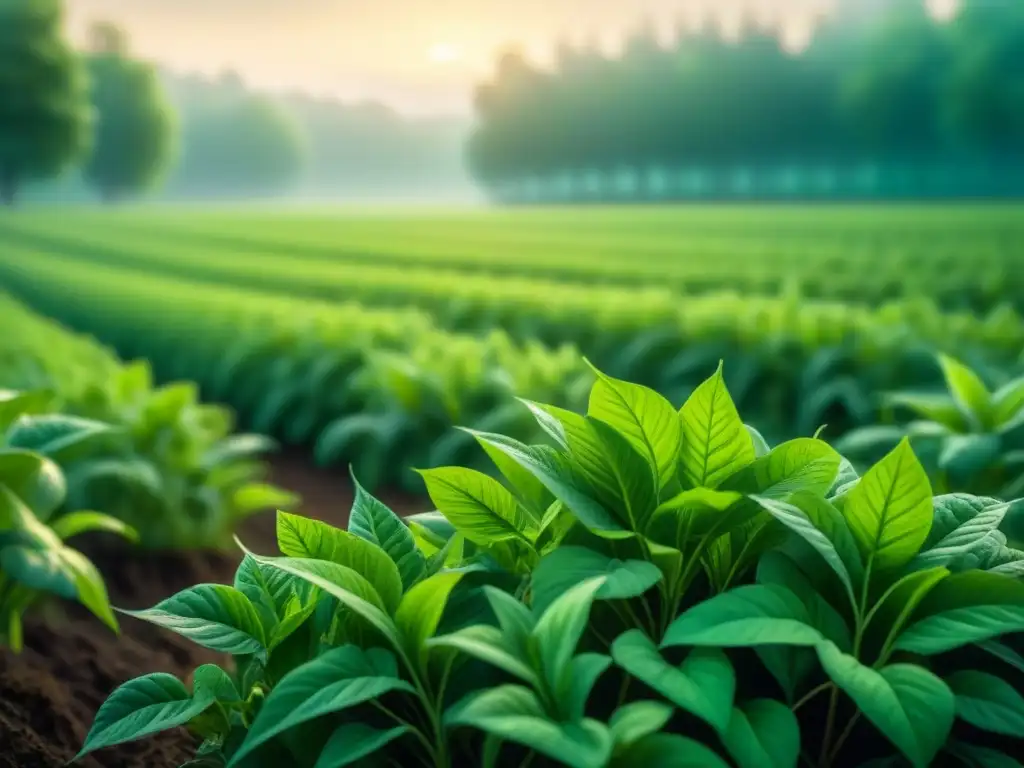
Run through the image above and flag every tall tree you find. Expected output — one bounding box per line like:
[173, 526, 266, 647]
[0, 0, 90, 205]
[83, 22, 177, 201]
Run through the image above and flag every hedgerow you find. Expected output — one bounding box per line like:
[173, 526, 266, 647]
[78, 364, 1024, 767]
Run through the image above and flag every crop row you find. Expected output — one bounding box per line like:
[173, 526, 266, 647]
[2, 243, 1022, 469]
[2, 206, 1023, 311]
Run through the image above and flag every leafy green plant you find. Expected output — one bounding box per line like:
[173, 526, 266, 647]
[839, 353, 1024, 503]
[78, 364, 1024, 767]
[0, 390, 135, 651]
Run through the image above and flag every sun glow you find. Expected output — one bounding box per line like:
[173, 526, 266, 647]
[428, 42, 463, 64]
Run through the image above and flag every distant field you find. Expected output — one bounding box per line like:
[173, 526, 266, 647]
[1, 204, 1023, 312]
[1, 204, 1021, 467]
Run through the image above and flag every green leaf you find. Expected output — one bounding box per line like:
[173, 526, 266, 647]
[50, 511, 138, 544]
[725, 438, 842, 500]
[663, 584, 823, 649]
[466, 430, 626, 536]
[611, 629, 734, 733]
[883, 391, 968, 431]
[0, 450, 66, 521]
[241, 550, 400, 647]
[947, 670, 1024, 737]
[313, 724, 409, 768]
[4, 414, 115, 463]
[647, 488, 745, 545]
[532, 577, 605, 693]
[430, 624, 539, 686]
[756, 552, 852, 650]
[845, 438, 933, 573]
[233, 553, 309, 618]
[395, 571, 463, 666]
[479, 425, 554, 518]
[0, 389, 53, 432]
[530, 546, 662, 615]
[894, 572, 1024, 655]
[609, 700, 674, 750]
[752, 493, 856, 605]
[120, 585, 266, 657]
[77, 673, 212, 759]
[723, 699, 800, 768]
[914, 498, 1009, 569]
[678, 362, 755, 489]
[746, 424, 771, 457]
[816, 642, 954, 768]
[191, 663, 240, 704]
[587, 367, 682, 489]
[978, 640, 1024, 673]
[946, 741, 1024, 768]
[419, 466, 539, 546]
[564, 652, 613, 720]
[992, 375, 1024, 427]
[613, 733, 731, 767]
[587, 417, 658, 530]
[348, 471, 424, 589]
[227, 646, 414, 767]
[275, 511, 403, 615]
[445, 685, 612, 768]
[864, 566, 949, 657]
[60, 547, 119, 632]
[939, 354, 992, 428]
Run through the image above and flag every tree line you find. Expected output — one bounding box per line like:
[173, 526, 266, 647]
[468, 0, 1024, 201]
[0, 0, 472, 206]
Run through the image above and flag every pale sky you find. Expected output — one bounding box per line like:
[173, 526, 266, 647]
[63, 0, 943, 116]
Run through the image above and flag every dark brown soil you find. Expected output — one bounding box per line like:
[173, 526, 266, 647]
[0, 456, 428, 768]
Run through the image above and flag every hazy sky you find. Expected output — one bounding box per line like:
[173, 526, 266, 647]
[63, 0, 929, 115]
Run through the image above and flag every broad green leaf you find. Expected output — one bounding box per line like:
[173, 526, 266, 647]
[745, 424, 771, 457]
[191, 663, 240, 704]
[120, 585, 266, 657]
[484, 585, 536, 646]
[430, 624, 539, 686]
[752, 493, 856, 604]
[275, 511, 403, 614]
[817, 643, 953, 767]
[678, 362, 755, 489]
[883, 391, 968, 431]
[0, 389, 53, 432]
[755, 552, 852, 650]
[939, 354, 992, 428]
[663, 584, 823, 649]
[609, 700, 674, 750]
[947, 670, 1024, 737]
[4, 414, 114, 463]
[60, 547, 119, 632]
[0, 450, 66, 521]
[530, 546, 662, 614]
[613, 733, 731, 767]
[517, 397, 571, 450]
[894, 572, 1024, 655]
[50, 511, 138, 544]
[587, 367, 682, 489]
[939, 434, 1002, 483]
[845, 438, 933, 573]
[314, 724, 409, 768]
[348, 470, 425, 589]
[532, 577, 605, 694]
[587, 417, 658, 530]
[723, 699, 800, 768]
[647, 488, 745, 545]
[978, 640, 1024, 673]
[611, 629, 734, 733]
[395, 571, 463, 666]
[76, 673, 212, 759]
[228, 646, 414, 766]
[419, 466, 536, 546]
[233, 553, 310, 619]
[914, 499, 1009, 569]
[245, 551, 399, 647]
[479, 428, 554, 518]
[992, 375, 1024, 427]
[445, 685, 612, 768]
[466, 430, 626, 536]
[725, 438, 842, 500]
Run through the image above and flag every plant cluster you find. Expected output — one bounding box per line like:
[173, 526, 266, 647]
[0, 294, 296, 549]
[0, 389, 134, 651]
[78, 365, 1024, 767]
[840, 354, 1024, 511]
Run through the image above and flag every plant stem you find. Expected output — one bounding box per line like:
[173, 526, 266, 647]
[827, 712, 862, 765]
[616, 672, 631, 707]
[638, 595, 659, 638]
[371, 701, 437, 762]
[818, 687, 840, 768]
[791, 682, 832, 713]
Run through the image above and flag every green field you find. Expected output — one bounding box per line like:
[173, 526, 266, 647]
[2, 204, 1022, 489]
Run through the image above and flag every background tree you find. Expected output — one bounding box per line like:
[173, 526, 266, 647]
[83, 22, 177, 202]
[0, 0, 91, 205]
